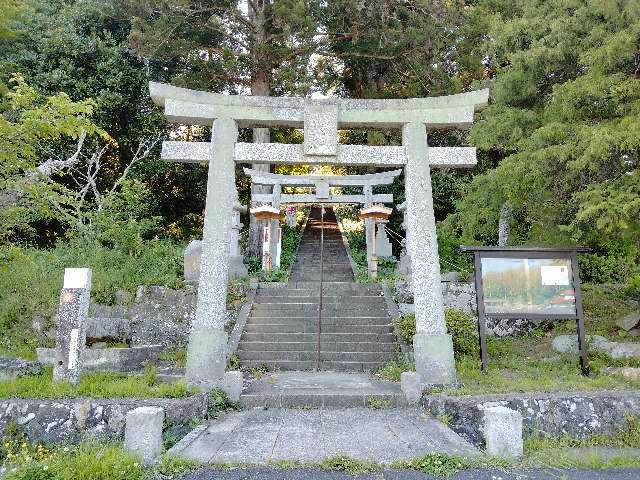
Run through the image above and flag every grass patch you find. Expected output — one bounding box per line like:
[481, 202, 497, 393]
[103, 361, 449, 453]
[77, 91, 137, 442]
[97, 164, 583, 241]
[0, 366, 194, 399]
[0, 241, 183, 359]
[439, 335, 640, 395]
[2, 442, 148, 480]
[375, 359, 415, 381]
[392, 453, 469, 477]
[366, 397, 393, 410]
[157, 347, 187, 368]
[157, 454, 202, 476]
[317, 455, 380, 475]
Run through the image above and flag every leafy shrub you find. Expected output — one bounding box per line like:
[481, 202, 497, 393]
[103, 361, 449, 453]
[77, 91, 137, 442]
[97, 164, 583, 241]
[626, 275, 640, 301]
[393, 309, 477, 356]
[445, 308, 478, 357]
[394, 314, 416, 344]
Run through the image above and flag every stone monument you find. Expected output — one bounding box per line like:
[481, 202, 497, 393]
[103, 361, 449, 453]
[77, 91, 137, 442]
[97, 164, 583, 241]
[150, 81, 488, 388]
[53, 268, 92, 385]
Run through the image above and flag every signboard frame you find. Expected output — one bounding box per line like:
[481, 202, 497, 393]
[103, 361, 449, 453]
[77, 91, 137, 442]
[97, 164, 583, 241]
[460, 246, 590, 375]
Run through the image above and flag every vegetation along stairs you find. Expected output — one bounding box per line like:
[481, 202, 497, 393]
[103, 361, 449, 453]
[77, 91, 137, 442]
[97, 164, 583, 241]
[237, 206, 397, 372]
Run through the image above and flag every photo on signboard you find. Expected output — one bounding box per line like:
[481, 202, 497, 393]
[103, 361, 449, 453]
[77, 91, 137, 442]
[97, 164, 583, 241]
[480, 257, 577, 316]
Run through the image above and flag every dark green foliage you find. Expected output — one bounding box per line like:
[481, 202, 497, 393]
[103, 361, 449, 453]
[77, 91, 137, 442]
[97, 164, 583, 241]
[445, 309, 478, 357]
[445, 0, 640, 284]
[394, 309, 477, 357]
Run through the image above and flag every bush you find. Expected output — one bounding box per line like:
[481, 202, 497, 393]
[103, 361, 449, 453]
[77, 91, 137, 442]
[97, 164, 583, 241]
[393, 309, 477, 357]
[207, 388, 240, 418]
[394, 314, 416, 344]
[445, 308, 478, 357]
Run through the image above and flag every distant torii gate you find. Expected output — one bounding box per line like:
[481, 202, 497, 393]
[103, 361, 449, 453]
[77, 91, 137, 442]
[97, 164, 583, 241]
[244, 167, 401, 274]
[150, 81, 488, 389]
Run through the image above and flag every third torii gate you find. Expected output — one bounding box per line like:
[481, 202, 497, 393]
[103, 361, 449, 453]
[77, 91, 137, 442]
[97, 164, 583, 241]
[244, 167, 401, 274]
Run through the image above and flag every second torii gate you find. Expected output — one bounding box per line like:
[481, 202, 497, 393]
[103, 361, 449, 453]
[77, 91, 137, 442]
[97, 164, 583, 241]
[244, 167, 401, 274]
[149, 81, 488, 389]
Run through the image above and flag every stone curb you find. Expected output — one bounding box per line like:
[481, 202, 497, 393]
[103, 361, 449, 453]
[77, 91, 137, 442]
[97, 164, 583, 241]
[226, 281, 258, 358]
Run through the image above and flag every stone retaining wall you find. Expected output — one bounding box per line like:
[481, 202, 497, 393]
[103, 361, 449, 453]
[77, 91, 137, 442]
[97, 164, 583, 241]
[423, 390, 640, 447]
[0, 395, 208, 444]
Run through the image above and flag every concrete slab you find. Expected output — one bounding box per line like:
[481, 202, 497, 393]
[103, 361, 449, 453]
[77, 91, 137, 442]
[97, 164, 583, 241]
[169, 407, 480, 465]
[241, 371, 405, 408]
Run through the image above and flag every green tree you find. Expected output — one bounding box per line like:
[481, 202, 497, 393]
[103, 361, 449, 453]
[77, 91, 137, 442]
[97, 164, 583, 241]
[444, 0, 640, 282]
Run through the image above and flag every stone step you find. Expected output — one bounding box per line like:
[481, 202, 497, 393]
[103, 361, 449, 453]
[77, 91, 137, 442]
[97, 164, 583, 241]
[238, 341, 396, 353]
[244, 323, 394, 334]
[253, 297, 387, 307]
[247, 316, 391, 325]
[241, 332, 397, 343]
[238, 359, 389, 372]
[251, 305, 388, 316]
[237, 350, 394, 363]
[257, 284, 383, 296]
[252, 295, 387, 304]
[240, 372, 406, 408]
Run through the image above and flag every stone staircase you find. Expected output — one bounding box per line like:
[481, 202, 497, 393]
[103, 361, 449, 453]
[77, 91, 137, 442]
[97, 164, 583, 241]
[237, 207, 397, 372]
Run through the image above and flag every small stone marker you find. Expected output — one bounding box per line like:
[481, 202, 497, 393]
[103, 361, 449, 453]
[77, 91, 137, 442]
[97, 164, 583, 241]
[400, 371, 422, 404]
[221, 370, 243, 402]
[53, 268, 91, 385]
[124, 406, 164, 465]
[183, 240, 202, 283]
[483, 405, 523, 459]
[375, 221, 393, 258]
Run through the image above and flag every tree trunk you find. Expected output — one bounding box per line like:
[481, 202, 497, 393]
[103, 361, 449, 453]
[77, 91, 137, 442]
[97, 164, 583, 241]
[247, 1, 273, 258]
[498, 202, 512, 247]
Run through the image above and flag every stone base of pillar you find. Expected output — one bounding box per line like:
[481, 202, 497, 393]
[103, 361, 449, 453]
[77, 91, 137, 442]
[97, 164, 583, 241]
[228, 255, 248, 279]
[185, 327, 227, 390]
[413, 333, 457, 386]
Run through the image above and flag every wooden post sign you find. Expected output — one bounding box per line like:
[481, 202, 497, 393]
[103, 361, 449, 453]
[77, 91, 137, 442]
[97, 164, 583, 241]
[460, 246, 590, 375]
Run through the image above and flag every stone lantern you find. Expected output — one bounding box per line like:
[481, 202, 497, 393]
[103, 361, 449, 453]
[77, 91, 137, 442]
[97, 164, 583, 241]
[359, 205, 392, 278]
[250, 205, 281, 271]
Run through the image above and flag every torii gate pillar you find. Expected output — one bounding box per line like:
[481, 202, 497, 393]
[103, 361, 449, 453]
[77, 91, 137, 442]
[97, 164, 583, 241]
[185, 117, 237, 389]
[403, 123, 456, 385]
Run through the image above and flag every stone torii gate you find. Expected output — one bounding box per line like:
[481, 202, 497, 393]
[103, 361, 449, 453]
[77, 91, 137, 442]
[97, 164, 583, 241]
[149, 81, 488, 389]
[244, 167, 401, 273]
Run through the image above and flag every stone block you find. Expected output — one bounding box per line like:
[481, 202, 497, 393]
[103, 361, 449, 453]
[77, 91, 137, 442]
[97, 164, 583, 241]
[124, 406, 164, 465]
[53, 268, 92, 385]
[0, 357, 44, 381]
[400, 371, 422, 404]
[375, 222, 393, 258]
[184, 240, 202, 283]
[303, 101, 338, 157]
[413, 333, 457, 386]
[221, 370, 243, 401]
[483, 405, 523, 459]
[617, 310, 640, 332]
[229, 255, 248, 279]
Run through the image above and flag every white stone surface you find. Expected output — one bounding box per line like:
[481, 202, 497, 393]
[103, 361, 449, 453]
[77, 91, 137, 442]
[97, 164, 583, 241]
[403, 123, 447, 336]
[375, 222, 393, 258]
[483, 405, 523, 459]
[63, 268, 92, 289]
[304, 101, 338, 156]
[124, 406, 164, 465]
[400, 372, 422, 405]
[221, 370, 243, 402]
[185, 118, 236, 388]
